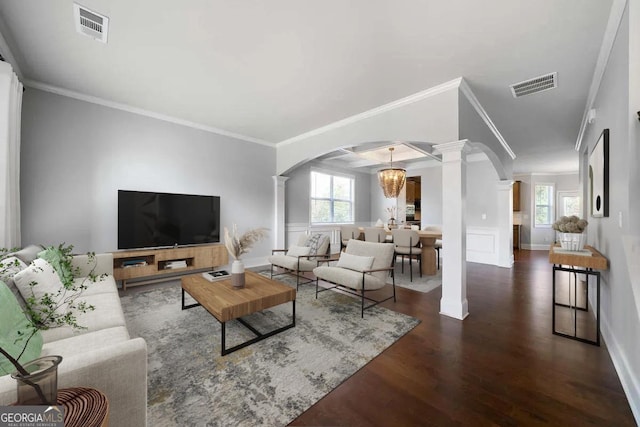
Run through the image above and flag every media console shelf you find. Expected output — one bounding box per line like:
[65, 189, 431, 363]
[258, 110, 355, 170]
[113, 244, 228, 290]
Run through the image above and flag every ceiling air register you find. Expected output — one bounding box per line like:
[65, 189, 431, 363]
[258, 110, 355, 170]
[73, 3, 109, 43]
[510, 72, 557, 98]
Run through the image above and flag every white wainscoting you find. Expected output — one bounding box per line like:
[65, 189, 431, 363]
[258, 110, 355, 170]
[466, 227, 500, 265]
[286, 223, 503, 266]
[285, 223, 345, 254]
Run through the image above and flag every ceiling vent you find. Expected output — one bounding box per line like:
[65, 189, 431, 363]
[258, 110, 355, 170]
[510, 72, 557, 98]
[73, 3, 109, 43]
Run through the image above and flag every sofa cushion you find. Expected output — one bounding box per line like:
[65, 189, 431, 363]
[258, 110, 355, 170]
[40, 288, 126, 343]
[0, 282, 43, 376]
[13, 258, 68, 319]
[76, 275, 118, 297]
[336, 252, 375, 272]
[41, 326, 130, 358]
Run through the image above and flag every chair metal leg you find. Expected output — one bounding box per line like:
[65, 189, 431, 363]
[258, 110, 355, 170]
[409, 254, 413, 282]
[437, 247, 440, 270]
[392, 271, 397, 302]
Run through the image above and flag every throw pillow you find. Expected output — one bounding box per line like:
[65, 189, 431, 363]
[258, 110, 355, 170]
[0, 281, 44, 376]
[8, 245, 44, 265]
[287, 245, 312, 257]
[0, 256, 27, 282]
[336, 252, 375, 272]
[304, 233, 325, 256]
[13, 258, 67, 322]
[38, 246, 73, 286]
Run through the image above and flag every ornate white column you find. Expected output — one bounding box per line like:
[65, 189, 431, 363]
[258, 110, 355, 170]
[433, 140, 469, 320]
[272, 176, 289, 249]
[496, 180, 515, 268]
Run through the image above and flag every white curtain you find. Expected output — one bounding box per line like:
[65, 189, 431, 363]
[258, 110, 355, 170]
[0, 61, 22, 249]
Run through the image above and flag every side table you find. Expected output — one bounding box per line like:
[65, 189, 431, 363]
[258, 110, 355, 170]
[548, 244, 608, 346]
[58, 387, 109, 427]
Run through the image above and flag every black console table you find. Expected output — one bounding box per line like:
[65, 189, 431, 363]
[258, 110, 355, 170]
[548, 244, 608, 346]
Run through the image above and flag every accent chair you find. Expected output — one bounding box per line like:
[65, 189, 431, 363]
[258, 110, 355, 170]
[313, 239, 396, 318]
[268, 233, 331, 289]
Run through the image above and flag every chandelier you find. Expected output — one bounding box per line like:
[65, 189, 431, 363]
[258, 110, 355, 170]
[378, 147, 406, 198]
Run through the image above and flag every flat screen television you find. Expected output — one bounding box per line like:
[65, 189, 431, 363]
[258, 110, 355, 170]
[118, 190, 221, 250]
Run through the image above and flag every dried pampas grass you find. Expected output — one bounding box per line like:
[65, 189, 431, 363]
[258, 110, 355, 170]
[224, 224, 269, 259]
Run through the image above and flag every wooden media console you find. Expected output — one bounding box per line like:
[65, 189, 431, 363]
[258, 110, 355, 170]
[112, 244, 228, 290]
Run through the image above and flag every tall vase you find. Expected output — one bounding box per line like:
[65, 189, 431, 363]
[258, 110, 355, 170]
[11, 355, 62, 405]
[231, 259, 245, 288]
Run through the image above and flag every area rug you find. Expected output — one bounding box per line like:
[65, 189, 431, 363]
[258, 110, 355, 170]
[120, 274, 420, 426]
[393, 261, 442, 294]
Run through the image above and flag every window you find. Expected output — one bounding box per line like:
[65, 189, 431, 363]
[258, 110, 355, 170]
[534, 183, 554, 227]
[310, 170, 354, 223]
[557, 191, 581, 218]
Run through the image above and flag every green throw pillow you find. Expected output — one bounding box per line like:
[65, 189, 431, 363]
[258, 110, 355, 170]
[38, 246, 73, 286]
[0, 281, 43, 376]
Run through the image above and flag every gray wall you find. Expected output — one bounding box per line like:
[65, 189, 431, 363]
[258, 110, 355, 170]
[20, 89, 276, 260]
[459, 91, 513, 179]
[403, 156, 500, 229]
[284, 160, 372, 225]
[515, 173, 579, 248]
[465, 158, 500, 228]
[579, 4, 639, 416]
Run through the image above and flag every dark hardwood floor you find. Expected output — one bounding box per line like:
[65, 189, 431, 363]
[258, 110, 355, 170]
[289, 250, 636, 426]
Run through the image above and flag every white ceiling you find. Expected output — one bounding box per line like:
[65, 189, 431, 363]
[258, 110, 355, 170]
[0, 0, 613, 174]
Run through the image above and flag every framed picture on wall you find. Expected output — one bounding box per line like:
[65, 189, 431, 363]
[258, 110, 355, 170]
[589, 128, 609, 217]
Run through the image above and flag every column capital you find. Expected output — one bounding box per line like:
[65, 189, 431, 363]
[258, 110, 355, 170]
[433, 139, 471, 155]
[273, 175, 290, 185]
[496, 180, 515, 191]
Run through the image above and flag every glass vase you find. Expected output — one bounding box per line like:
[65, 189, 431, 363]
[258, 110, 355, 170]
[11, 355, 62, 405]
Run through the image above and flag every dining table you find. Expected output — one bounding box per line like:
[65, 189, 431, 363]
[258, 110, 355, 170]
[358, 227, 442, 276]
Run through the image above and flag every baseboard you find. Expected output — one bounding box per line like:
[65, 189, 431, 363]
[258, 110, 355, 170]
[600, 313, 640, 423]
[522, 243, 552, 251]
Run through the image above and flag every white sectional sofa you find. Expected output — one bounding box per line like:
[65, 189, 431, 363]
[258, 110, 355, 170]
[0, 250, 147, 427]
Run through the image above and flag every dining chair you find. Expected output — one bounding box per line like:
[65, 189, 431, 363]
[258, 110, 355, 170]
[340, 225, 362, 250]
[391, 229, 422, 282]
[363, 227, 387, 243]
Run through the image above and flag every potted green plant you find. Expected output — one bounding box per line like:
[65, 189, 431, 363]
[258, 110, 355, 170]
[0, 244, 101, 404]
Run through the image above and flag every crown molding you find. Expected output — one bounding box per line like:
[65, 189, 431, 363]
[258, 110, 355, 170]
[458, 78, 516, 160]
[23, 79, 275, 147]
[277, 77, 464, 147]
[575, 0, 627, 151]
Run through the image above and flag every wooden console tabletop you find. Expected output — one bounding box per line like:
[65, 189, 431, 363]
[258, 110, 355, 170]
[548, 244, 608, 270]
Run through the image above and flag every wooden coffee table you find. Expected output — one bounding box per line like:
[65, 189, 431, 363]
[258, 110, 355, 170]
[181, 271, 296, 355]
